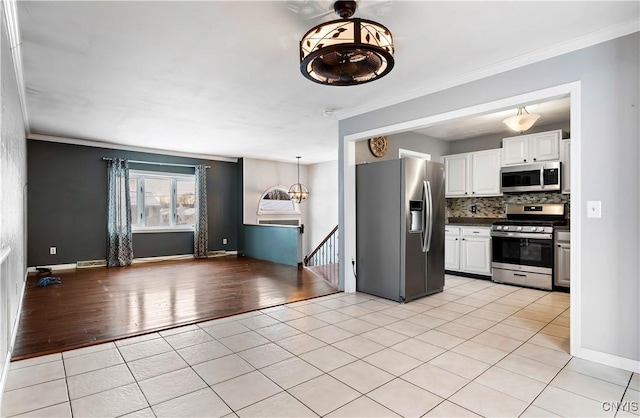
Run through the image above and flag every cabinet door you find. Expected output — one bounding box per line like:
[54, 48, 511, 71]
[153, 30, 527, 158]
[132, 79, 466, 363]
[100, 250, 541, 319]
[445, 235, 460, 271]
[445, 154, 470, 197]
[530, 131, 560, 162]
[555, 243, 571, 287]
[502, 136, 529, 165]
[460, 236, 491, 275]
[471, 149, 502, 196]
[561, 139, 571, 194]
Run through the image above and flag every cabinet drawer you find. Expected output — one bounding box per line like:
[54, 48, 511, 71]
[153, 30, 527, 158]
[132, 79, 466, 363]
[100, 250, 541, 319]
[461, 227, 491, 237]
[445, 226, 460, 236]
[556, 230, 570, 242]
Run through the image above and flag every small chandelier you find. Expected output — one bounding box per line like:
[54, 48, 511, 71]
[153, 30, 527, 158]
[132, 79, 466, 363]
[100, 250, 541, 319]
[503, 107, 541, 133]
[289, 156, 309, 203]
[299, 0, 394, 86]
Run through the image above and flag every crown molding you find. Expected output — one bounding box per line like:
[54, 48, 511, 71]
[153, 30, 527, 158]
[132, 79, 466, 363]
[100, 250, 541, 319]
[28, 133, 239, 163]
[2, 0, 29, 132]
[335, 19, 640, 120]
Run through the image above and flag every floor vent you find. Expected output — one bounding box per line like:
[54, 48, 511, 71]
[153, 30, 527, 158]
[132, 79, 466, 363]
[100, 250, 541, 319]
[207, 251, 227, 257]
[77, 259, 107, 268]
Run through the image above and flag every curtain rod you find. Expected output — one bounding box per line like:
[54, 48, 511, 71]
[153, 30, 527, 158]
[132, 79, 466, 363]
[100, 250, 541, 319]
[102, 157, 210, 169]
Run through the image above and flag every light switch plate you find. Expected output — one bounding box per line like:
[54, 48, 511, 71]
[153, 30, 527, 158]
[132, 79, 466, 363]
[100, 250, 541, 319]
[587, 201, 602, 218]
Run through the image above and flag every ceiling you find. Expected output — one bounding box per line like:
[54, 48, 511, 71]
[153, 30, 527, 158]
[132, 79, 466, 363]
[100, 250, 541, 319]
[15, 1, 639, 163]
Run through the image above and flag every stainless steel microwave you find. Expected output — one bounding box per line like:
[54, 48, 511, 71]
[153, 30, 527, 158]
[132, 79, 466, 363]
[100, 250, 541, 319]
[501, 162, 561, 193]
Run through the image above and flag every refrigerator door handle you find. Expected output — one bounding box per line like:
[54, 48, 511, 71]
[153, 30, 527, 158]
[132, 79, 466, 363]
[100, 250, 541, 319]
[423, 180, 433, 252]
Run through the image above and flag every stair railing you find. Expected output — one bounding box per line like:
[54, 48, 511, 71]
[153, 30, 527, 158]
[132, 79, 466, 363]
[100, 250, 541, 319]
[304, 225, 338, 267]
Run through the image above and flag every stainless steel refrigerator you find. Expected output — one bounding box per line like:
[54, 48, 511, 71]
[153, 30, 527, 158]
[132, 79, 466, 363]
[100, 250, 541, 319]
[356, 157, 445, 302]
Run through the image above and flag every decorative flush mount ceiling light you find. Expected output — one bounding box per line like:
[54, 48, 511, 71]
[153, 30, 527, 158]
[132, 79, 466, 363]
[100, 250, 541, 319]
[289, 157, 309, 203]
[503, 107, 541, 133]
[300, 0, 394, 86]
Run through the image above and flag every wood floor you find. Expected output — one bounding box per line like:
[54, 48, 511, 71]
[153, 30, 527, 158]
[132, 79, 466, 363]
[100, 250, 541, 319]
[12, 256, 338, 360]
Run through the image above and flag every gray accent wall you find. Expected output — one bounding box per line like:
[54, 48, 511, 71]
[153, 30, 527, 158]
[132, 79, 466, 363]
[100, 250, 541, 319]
[27, 140, 239, 266]
[339, 33, 640, 364]
[355, 131, 450, 164]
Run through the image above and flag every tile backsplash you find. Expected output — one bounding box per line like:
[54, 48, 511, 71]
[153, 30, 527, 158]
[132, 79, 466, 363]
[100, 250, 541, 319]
[446, 192, 571, 219]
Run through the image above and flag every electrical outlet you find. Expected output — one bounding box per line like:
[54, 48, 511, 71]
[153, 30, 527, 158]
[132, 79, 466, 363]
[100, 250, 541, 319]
[49, 246, 57, 255]
[471, 205, 477, 213]
[222, 238, 228, 245]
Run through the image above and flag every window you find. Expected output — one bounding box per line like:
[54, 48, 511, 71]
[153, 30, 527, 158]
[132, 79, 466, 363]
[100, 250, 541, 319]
[129, 171, 196, 232]
[257, 186, 300, 215]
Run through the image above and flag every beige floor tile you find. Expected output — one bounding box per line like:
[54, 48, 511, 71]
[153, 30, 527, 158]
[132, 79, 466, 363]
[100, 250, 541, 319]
[313, 310, 353, 324]
[291, 303, 331, 315]
[255, 322, 302, 341]
[360, 327, 409, 347]
[527, 333, 570, 353]
[334, 305, 374, 318]
[288, 374, 360, 416]
[70, 383, 148, 418]
[474, 366, 546, 403]
[62, 342, 117, 358]
[67, 363, 135, 399]
[435, 322, 482, 339]
[138, 367, 207, 406]
[213, 371, 282, 411]
[299, 345, 357, 372]
[4, 360, 65, 391]
[496, 354, 562, 383]
[9, 353, 61, 370]
[176, 340, 233, 365]
[63, 347, 124, 376]
[193, 354, 255, 385]
[415, 329, 465, 350]
[550, 369, 627, 403]
[404, 313, 448, 329]
[451, 314, 497, 331]
[285, 316, 329, 332]
[359, 311, 401, 326]
[622, 389, 640, 414]
[487, 323, 537, 341]
[502, 316, 548, 332]
[332, 335, 386, 358]
[400, 301, 433, 313]
[471, 331, 523, 352]
[237, 313, 281, 330]
[526, 303, 566, 316]
[1, 379, 68, 417]
[359, 300, 397, 311]
[519, 405, 561, 417]
[513, 342, 572, 368]
[201, 321, 251, 339]
[423, 400, 479, 417]
[330, 360, 394, 393]
[163, 328, 214, 350]
[118, 338, 173, 363]
[326, 395, 399, 417]
[424, 307, 465, 321]
[275, 333, 326, 355]
[450, 382, 529, 417]
[429, 351, 490, 380]
[159, 324, 199, 337]
[264, 306, 308, 322]
[629, 373, 640, 391]
[260, 357, 323, 389]
[363, 348, 422, 376]
[382, 306, 418, 319]
[152, 388, 232, 418]
[539, 323, 570, 338]
[493, 297, 532, 308]
[237, 342, 294, 369]
[390, 338, 445, 362]
[480, 302, 521, 314]
[564, 357, 633, 386]
[13, 402, 72, 418]
[317, 298, 354, 310]
[451, 340, 509, 364]
[550, 315, 570, 327]
[535, 293, 570, 309]
[511, 308, 559, 323]
[128, 350, 189, 381]
[218, 330, 270, 352]
[307, 325, 354, 344]
[468, 307, 511, 322]
[367, 378, 443, 417]
[533, 385, 612, 417]
[334, 317, 379, 334]
[122, 407, 156, 417]
[383, 320, 431, 337]
[237, 392, 317, 418]
[439, 302, 477, 314]
[452, 296, 489, 308]
[402, 363, 469, 398]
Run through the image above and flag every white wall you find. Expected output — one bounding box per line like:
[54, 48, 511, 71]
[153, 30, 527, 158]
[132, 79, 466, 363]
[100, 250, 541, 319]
[242, 158, 309, 255]
[306, 160, 338, 254]
[338, 33, 640, 370]
[1, 0, 28, 397]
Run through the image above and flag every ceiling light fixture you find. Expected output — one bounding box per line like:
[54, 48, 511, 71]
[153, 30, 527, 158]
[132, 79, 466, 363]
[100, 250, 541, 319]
[289, 157, 309, 203]
[503, 107, 541, 133]
[299, 0, 394, 86]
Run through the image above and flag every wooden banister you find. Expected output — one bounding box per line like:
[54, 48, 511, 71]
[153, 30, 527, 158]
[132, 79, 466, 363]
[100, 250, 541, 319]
[304, 225, 338, 266]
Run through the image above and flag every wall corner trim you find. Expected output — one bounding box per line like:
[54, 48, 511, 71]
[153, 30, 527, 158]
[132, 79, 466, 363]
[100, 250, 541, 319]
[578, 348, 640, 374]
[2, 0, 30, 132]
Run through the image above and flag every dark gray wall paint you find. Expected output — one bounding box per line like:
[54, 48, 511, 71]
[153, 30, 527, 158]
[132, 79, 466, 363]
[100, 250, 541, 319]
[339, 33, 640, 362]
[27, 140, 238, 265]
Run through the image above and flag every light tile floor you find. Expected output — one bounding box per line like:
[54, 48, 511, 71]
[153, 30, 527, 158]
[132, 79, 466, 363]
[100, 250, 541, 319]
[2, 276, 639, 418]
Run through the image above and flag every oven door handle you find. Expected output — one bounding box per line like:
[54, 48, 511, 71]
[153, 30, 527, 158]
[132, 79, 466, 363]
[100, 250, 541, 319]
[491, 231, 553, 239]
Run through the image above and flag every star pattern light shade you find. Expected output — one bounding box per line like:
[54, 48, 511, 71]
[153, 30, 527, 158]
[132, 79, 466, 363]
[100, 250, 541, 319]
[289, 157, 309, 203]
[503, 107, 541, 133]
[299, 1, 394, 86]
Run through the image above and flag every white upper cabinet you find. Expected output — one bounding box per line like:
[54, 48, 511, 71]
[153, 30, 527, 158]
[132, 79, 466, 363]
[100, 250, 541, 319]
[502, 129, 565, 166]
[445, 149, 501, 197]
[561, 139, 571, 194]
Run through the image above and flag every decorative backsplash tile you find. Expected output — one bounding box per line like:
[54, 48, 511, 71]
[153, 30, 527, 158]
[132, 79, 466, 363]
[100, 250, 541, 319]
[446, 192, 571, 219]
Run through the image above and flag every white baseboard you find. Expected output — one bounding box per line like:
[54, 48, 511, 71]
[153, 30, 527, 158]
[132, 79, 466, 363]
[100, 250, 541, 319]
[1, 270, 28, 408]
[0, 353, 11, 410]
[579, 347, 640, 373]
[26, 263, 76, 273]
[132, 254, 194, 264]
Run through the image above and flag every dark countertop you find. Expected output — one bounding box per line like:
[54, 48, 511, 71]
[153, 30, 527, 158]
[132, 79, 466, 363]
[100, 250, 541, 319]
[446, 217, 500, 227]
[555, 224, 571, 231]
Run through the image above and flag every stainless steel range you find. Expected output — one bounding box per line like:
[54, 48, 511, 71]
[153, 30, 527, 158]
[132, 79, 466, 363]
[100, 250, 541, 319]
[491, 204, 566, 290]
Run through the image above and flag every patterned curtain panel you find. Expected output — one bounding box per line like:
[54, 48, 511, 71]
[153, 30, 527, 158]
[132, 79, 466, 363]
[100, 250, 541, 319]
[107, 158, 134, 267]
[194, 164, 208, 258]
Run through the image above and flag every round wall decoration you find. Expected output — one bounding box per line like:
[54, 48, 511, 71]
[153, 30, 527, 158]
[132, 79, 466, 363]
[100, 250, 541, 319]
[369, 136, 388, 158]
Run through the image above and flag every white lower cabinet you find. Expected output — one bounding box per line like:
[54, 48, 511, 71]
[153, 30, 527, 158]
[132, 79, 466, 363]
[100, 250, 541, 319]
[445, 226, 492, 276]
